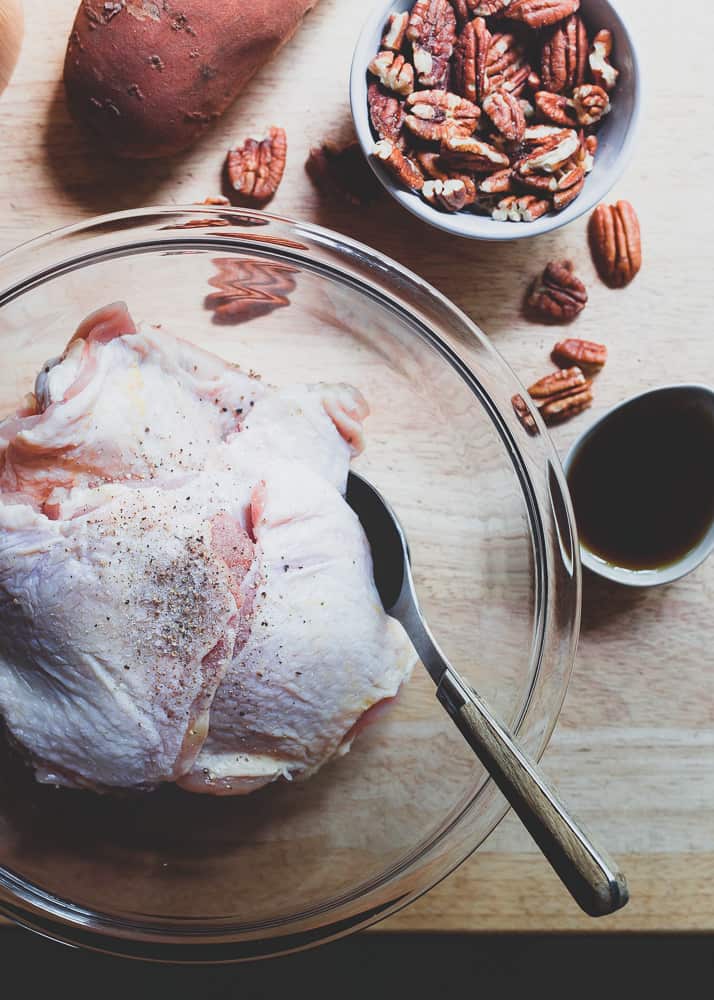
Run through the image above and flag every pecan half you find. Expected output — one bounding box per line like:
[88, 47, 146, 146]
[506, 0, 581, 30]
[306, 141, 383, 206]
[492, 194, 550, 222]
[368, 82, 405, 142]
[479, 168, 514, 194]
[589, 200, 642, 288]
[540, 14, 588, 94]
[470, 0, 511, 13]
[407, 0, 457, 89]
[539, 385, 593, 423]
[552, 174, 584, 210]
[486, 33, 531, 98]
[515, 129, 579, 175]
[422, 176, 477, 211]
[528, 366, 587, 399]
[452, 17, 491, 104]
[589, 29, 618, 92]
[552, 338, 607, 368]
[368, 50, 414, 96]
[572, 84, 611, 126]
[575, 129, 597, 173]
[415, 150, 449, 179]
[511, 393, 539, 435]
[205, 258, 299, 324]
[226, 126, 287, 203]
[441, 134, 510, 172]
[534, 91, 578, 128]
[483, 89, 526, 142]
[382, 11, 408, 51]
[199, 195, 231, 205]
[526, 260, 587, 322]
[373, 139, 424, 190]
[404, 89, 480, 142]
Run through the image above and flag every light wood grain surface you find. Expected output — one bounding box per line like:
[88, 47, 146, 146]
[0, 0, 712, 934]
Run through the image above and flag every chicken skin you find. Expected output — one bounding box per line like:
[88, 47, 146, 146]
[0, 304, 413, 793]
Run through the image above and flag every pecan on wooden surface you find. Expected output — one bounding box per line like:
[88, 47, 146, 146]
[407, 0, 457, 88]
[226, 126, 286, 204]
[552, 338, 607, 369]
[527, 366, 588, 399]
[527, 365, 593, 424]
[526, 259, 587, 322]
[511, 393, 539, 435]
[205, 258, 299, 324]
[589, 200, 642, 288]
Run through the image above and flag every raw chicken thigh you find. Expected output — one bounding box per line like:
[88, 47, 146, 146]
[0, 304, 413, 793]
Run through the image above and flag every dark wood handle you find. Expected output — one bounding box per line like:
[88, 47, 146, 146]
[437, 669, 629, 917]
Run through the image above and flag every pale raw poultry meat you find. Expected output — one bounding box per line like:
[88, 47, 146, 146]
[0, 304, 413, 793]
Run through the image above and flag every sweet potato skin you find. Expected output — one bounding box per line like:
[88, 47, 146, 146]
[63, 1, 318, 159]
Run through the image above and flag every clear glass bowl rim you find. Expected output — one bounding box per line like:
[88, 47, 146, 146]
[0, 207, 581, 961]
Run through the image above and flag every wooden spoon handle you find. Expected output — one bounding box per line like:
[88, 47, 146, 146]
[436, 669, 629, 917]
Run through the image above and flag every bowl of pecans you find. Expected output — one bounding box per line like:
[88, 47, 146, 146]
[350, 0, 641, 240]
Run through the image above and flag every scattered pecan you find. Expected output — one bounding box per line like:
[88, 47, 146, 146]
[589, 29, 618, 92]
[373, 139, 424, 190]
[552, 338, 607, 368]
[368, 50, 414, 96]
[368, 82, 405, 143]
[506, 0, 581, 30]
[492, 194, 550, 222]
[540, 14, 588, 94]
[407, 0, 457, 88]
[589, 200, 642, 288]
[511, 393, 539, 435]
[199, 195, 231, 205]
[572, 84, 611, 126]
[441, 133, 510, 172]
[482, 89, 526, 142]
[528, 366, 587, 399]
[226, 126, 287, 203]
[423, 176, 477, 211]
[404, 89, 480, 142]
[382, 11, 409, 51]
[306, 141, 383, 206]
[205, 258, 299, 324]
[534, 91, 578, 128]
[539, 385, 593, 423]
[486, 33, 531, 97]
[479, 168, 514, 194]
[526, 260, 587, 322]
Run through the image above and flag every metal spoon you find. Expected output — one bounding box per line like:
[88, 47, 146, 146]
[346, 471, 628, 917]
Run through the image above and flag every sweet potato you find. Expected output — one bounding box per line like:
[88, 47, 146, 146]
[63, 0, 318, 159]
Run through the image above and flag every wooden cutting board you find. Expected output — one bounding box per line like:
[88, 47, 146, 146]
[0, 0, 712, 933]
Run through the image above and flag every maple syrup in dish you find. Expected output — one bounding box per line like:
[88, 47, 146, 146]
[567, 389, 714, 571]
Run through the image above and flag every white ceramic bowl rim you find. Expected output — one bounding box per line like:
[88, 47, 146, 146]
[563, 383, 714, 587]
[350, 0, 642, 241]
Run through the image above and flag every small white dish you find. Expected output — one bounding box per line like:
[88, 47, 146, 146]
[350, 0, 642, 241]
[563, 385, 714, 587]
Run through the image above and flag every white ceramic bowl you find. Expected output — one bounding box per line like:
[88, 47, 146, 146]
[350, 0, 641, 241]
[563, 385, 714, 587]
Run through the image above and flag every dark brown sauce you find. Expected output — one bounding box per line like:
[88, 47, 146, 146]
[567, 391, 714, 571]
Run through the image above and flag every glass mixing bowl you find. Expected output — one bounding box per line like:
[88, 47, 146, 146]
[0, 208, 580, 961]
